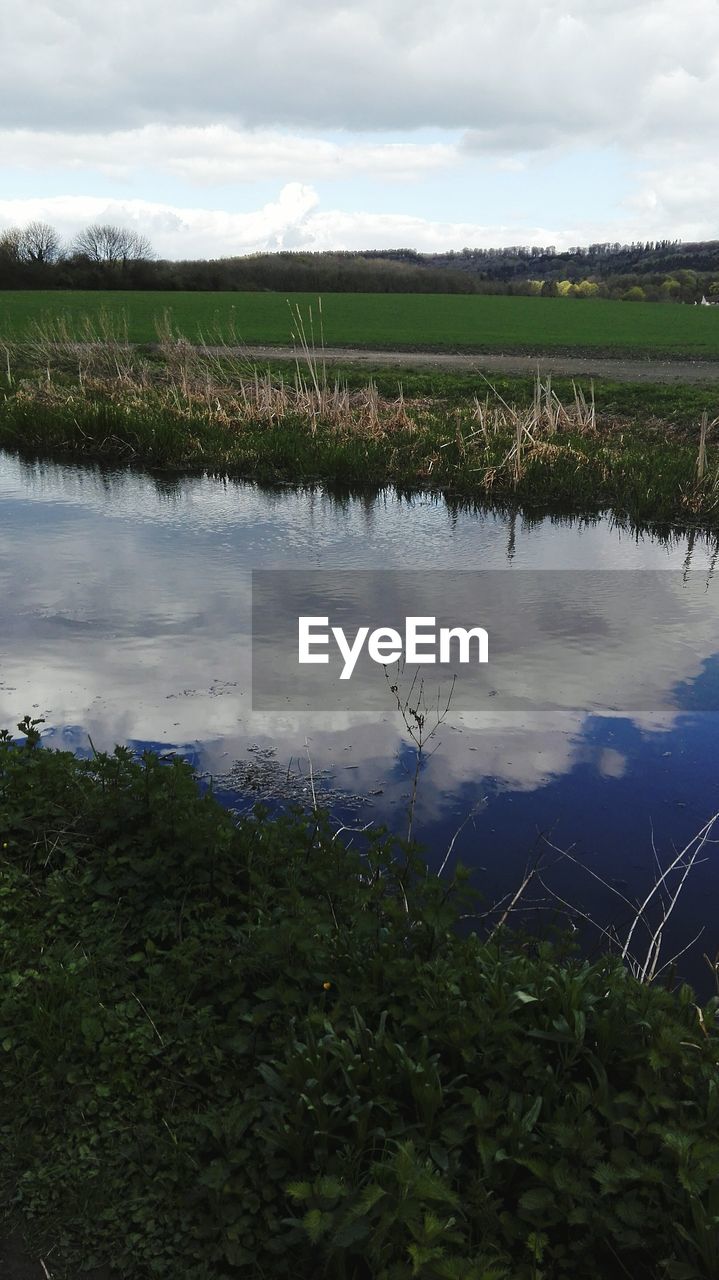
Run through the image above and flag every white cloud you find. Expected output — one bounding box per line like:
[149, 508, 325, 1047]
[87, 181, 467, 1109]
[0, 188, 586, 257]
[626, 153, 719, 243]
[1, 0, 718, 148]
[0, 125, 457, 185]
[0, 187, 319, 257]
[2, 176, 717, 260]
[1, 1, 718, 251]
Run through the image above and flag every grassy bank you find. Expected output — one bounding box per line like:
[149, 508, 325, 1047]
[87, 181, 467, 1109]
[1, 721, 719, 1279]
[301, 361, 719, 424]
[3, 288, 719, 355]
[1, 331, 719, 526]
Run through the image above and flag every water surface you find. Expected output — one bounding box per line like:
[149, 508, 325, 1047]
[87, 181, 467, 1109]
[2, 451, 718, 987]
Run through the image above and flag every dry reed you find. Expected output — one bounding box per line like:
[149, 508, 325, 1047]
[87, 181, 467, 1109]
[3, 309, 718, 514]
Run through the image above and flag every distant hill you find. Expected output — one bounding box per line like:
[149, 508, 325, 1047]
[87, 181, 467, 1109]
[404, 239, 719, 280]
[2, 226, 719, 301]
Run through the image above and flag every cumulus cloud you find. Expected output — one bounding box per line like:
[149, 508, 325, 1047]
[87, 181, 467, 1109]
[0, 188, 601, 257]
[1, 0, 718, 148]
[0, 125, 457, 185]
[1, 178, 717, 259]
[2, 0, 718, 251]
[626, 153, 719, 243]
[0, 187, 321, 257]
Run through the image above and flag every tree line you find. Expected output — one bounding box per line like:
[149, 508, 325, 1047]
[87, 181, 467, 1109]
[0, 221, 154, 288]
[1, 220, 718, 301]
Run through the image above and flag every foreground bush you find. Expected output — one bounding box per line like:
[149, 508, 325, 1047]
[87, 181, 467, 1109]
[1, 720, 718, 1279]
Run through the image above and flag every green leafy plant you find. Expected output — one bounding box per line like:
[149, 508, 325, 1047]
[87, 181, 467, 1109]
[1, 723, 718, 1278]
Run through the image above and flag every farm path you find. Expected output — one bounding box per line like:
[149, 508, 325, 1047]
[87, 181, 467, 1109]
[202, 344, 719, 384]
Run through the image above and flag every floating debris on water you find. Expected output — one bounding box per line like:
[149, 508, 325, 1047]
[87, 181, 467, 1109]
[215, 744, 370, 815]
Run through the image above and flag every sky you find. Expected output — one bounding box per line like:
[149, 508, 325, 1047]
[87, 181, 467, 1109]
[1, 0, 718, 260]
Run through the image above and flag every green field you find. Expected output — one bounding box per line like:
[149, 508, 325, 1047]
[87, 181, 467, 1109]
[2, 289, 719, 356]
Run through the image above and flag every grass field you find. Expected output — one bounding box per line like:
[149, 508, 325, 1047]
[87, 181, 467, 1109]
[2, 289, 719, 356]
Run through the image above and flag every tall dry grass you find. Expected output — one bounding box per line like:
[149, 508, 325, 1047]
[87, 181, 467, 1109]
[2, 307, 718, 519]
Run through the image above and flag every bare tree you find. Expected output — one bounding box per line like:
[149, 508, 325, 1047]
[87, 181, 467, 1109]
[0, 227, 24, 264]
[19, 221, 61, 264]
[72, 224, 153, 265]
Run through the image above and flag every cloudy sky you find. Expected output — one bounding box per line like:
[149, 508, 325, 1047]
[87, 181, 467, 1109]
[1, 0, 717, 259]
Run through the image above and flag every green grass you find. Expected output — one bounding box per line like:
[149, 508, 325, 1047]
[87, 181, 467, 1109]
[3, 289, 719, 356]
[259, 361, 719, 425]
[2, 723, 719, 1280]
[2, 371, 717, 529]
[2, 333, 718, 528]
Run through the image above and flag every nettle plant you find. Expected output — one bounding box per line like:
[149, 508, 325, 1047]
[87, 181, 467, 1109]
[0, 719, 718, 1279]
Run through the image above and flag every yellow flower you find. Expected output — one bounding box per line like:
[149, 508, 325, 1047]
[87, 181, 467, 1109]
[322, 981, 332, 991]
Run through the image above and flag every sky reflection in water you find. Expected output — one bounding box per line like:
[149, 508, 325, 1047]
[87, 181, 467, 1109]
[2, 450, 719, 987]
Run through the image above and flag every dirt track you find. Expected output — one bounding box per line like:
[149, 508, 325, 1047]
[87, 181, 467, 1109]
[222, 345, 719, 384]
